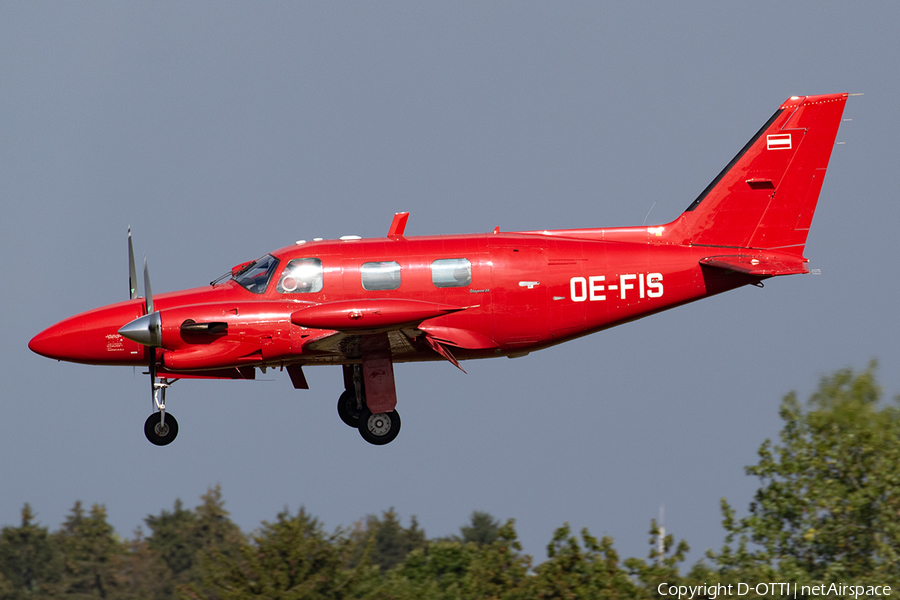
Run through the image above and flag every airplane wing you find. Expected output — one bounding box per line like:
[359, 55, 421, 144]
[294, 299, 496, 370]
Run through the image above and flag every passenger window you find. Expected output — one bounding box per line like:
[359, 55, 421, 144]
[361, 261, 401, 291]
[431, 258, 472, 288]
[277, 258, 323, 293]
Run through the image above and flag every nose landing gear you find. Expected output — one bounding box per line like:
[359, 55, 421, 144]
[144, 375, 178, 446]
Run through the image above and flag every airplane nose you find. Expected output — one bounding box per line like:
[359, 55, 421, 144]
[29, 319, 84, 361]
[29, 300, 147, 365]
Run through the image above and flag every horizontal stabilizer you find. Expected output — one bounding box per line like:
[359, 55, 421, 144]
[699, 253, 808, 276]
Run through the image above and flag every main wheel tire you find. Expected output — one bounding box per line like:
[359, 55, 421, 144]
[144, 412, 179, 446]
[337, 389, 361, 427]
[357, 406, 401, 445]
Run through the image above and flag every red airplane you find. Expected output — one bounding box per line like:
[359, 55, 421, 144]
[29, 93, 849, 446]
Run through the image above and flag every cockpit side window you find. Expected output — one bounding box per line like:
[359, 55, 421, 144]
[431, 258, 472, 288]
[277, 258, 324, 294]
[234, 254, 280, 294]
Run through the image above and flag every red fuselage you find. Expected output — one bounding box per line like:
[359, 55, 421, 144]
[29, 228, 754, 371]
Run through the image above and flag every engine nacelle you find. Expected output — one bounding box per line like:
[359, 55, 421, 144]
[119, 300, 297, 369]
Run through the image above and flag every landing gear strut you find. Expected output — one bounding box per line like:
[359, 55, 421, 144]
[145, 374, 178, 446]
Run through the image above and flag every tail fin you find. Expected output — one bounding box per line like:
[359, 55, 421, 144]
[672, 93, 848, 256]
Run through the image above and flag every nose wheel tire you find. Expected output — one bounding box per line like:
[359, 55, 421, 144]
[337, 390, 361, 427]
[144, 412, 179, 446]
[357, 406, 401, 445]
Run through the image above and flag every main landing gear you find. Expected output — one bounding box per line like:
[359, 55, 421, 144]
[358, 406, 401, 446]
[339, 362, 401, 445]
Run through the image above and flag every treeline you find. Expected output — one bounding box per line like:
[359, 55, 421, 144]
[2, 362, 899, 599]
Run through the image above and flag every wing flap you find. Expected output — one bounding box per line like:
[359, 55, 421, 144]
[417, 324, 499, 350]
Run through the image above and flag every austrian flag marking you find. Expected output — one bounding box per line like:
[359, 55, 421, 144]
[766, 133, 792, 150]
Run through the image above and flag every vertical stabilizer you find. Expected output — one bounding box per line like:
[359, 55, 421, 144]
[673, 94, 848, 255]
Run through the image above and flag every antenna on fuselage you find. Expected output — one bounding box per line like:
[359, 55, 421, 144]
[642, 202, 657, 227]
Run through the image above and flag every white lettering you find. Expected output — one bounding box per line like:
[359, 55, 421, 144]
[647, 272, 663, 298]
[569, 272, 664, 302]
[619, 274, 636, 299]
[589, 276, 606, 301]
[570, 277, 587, 302]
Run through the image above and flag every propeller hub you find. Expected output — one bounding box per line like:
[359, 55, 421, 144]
[118, 312, 162, 347]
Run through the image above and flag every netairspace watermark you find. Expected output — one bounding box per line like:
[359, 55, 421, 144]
[658, 582, 892, 599]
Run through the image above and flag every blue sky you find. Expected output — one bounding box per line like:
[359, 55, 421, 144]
[2, 2, 897, 565]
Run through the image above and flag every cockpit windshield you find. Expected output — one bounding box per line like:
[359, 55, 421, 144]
[234, 254, 280, 294]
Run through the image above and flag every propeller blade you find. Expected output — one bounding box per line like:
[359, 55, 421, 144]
[128, 227, 138, 300]
[143, 256, 153, 314]
[134, 245, 162, 414]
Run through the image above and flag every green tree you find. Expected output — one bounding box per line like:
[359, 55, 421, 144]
[386, 540, 471, 599]
[710, 361, 900, 585]
[55, 501, 124, 598]
[529, 523, 641, 599]
[460, 519, 531, 599]
[145, 498, 199, 581]
[624, 519, 694, 597]
[191, 507, 372, 599]
[193, 486, 244, 561]
[374, 518, 530, 600]
[117, 528, 173, 600]
[145, 486, 244, 594]
[350, 508, 427, 572]
[0, 504, 57, 599]
[0, 573, 13, 600]
[459, 511, 501, 547]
